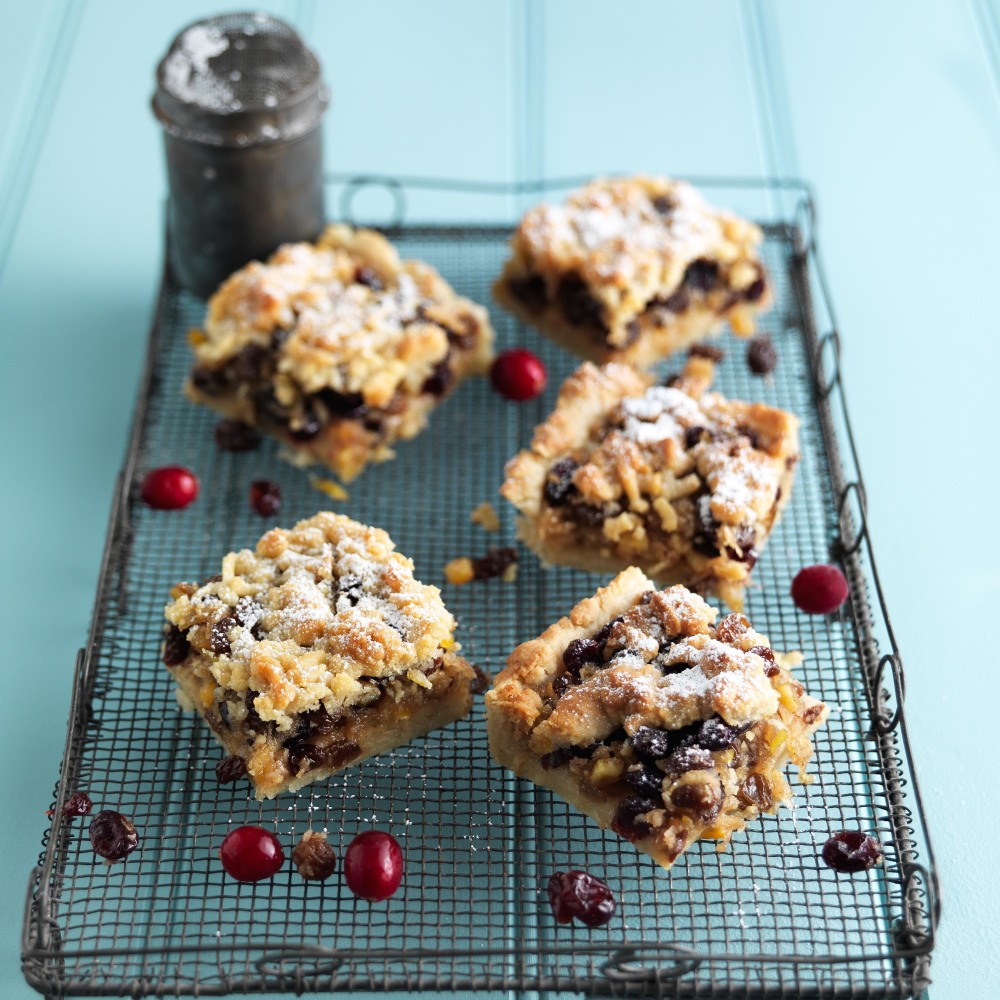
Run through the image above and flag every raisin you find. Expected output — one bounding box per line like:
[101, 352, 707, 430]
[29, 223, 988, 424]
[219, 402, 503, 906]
[557, 275, 606, 330]
[214, 419, 261, 451]
[658, 288, 690, 314]
[724, 525, 758, 566]
[292, 831, 338, 881]
[89, 810, 139, 861]
[541, 745, 590, 769]
[623, 319, 642, 346]
[688, 343, 726, 362]
[543, 457, 579, 507]
[421, 359, 454, 397]
[289, 406, 322, 442]
[354, 265, 383, 290]
[683, 259, 720, 292]
[747, 334, 778, 375]
[191, 365, 228, 396]
[315, 388, 366, 418]
[215, 755, 247, 783]
[692, 494, 719, 555]
[469, 664, 491, 695]
[335, 574, 365, 606]
[231, 343, 269, 381]
[670, 775, 723, 821]
[651, 194, 675, 214]
[563, 638, 601, 675]
[737, 773, 774, 811]
[743, 276, 767, 303]
[716, 613, 750, 645]
[287, 735, 361, 774]
[547, 870, 616, 927]
[821, 831, 883, 874]
[684, 425, 705, 450]
[210, 617, 235, 656]
[551, 673, 572, 698]
[611, 796, 657, 841]
[472, 547, 517, 580]
[508, 273, 547, 311]
[162, 625, 190, 666]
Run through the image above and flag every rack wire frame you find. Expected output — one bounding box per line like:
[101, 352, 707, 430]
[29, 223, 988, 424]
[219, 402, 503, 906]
[21, 176, 938, 999]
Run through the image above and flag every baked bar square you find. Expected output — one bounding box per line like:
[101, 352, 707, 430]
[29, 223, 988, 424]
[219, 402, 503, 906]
[494, 176, 770, 366]
[162, 512, 478, 799]
[485, 570, 827, 869]
[501, 354, 798, 610]
[187, 224, 494, 481]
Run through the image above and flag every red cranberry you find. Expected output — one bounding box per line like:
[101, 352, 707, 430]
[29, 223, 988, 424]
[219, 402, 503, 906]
[219, 825, 284, 882]
[791, 564, 849, 614]
[140, 466, 199, 510]
[490, 348, 547, 401]
[249, 479, 282, 517]
[821, 831, 883, 873]
[547, 871, 616, 927]
[343, 830, 404, 901]
[89, 810, 139, 861]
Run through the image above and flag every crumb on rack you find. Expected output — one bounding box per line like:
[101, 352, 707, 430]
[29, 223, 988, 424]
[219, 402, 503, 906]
[470, 501, 500, 532]
[444, 547, 518, 585]
[310, 475, 350, 501]
[187, 328, 207, 347]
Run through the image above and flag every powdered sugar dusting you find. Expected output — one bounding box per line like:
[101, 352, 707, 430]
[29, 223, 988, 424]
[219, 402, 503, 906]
[620, 386, 705, 445]
[162, 24, 233, 109]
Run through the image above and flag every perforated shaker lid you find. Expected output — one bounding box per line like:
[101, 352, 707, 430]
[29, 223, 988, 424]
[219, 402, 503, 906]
[152, 11, 329, 147]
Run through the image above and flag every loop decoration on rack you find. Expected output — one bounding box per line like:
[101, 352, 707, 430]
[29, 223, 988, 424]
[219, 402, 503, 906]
[812, 329, 841, 399]
[868, 652, 905, 736]
[339, 175, 406, 228]
[895, 862, 938, 951]
[836, 480, 868, 555]
[600, 944, 702, 983]
[793, 192, 816, 258]
[254, 950, 344, 985]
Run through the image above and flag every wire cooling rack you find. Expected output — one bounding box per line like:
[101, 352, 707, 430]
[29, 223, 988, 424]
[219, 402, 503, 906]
[22, 177, 937, 998]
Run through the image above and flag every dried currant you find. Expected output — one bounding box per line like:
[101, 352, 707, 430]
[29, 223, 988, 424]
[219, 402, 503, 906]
[683, 258, 720, 292]
[821, 831, 884, 874]
[624, 764, 664, 797]
[215, 755, 247, 783]
[696, 717, 751, 752]
[543, 457, 580, 507]
[292, 831, 338, 881]
[547, 870, 616, 927]
[562, 637, 601, 675]
[354, 265, 383, 290]
[210, 616, 235, 656]
[89, 810, 139, 861]
[629, 727, 672, 763]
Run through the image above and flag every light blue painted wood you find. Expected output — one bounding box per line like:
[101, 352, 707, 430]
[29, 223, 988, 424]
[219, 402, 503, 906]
[537, 0, 766, 180]
[3, 2, 999, 998]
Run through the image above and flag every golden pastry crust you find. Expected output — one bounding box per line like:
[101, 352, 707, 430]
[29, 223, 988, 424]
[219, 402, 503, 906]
[186, 224, 494, 480]
[486, 572, 828, 870]
[494, 176, 771, 366]
[501, 356, 799, 611]
[163, 512, 478, 798]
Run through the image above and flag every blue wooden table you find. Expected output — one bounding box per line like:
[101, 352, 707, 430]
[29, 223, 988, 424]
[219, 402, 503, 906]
[3, 2, 998, 997]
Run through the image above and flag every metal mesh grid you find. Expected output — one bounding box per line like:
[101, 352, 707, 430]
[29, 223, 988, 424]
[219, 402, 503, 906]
[23, 211, 935, 998]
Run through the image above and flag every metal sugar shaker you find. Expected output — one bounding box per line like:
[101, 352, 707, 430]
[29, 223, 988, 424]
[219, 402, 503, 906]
[152, 12, 330, 298]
